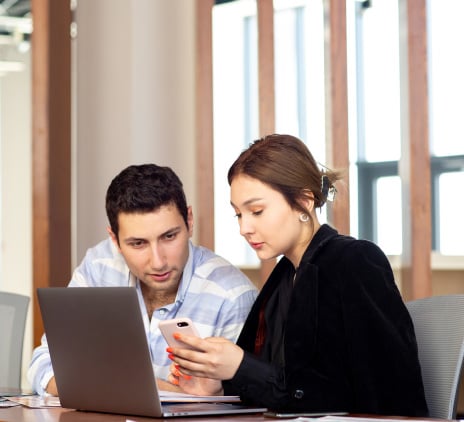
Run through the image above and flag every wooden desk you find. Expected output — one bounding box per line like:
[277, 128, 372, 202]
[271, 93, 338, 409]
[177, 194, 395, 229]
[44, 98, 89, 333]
[0, 406, 451, 422]
[1, 406, 269, 422]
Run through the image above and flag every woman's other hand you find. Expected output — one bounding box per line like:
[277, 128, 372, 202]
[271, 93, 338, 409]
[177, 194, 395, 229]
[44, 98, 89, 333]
[166, 333, 244, 381]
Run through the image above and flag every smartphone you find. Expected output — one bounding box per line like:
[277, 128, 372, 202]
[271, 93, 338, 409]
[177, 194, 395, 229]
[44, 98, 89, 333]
[158, 317, 200, 349]
[264, 411, 348, 418]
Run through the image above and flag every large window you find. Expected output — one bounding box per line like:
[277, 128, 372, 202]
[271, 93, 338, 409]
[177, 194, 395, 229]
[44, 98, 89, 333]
[212, 0, 464, 268]
[428, 0, 464, 254]
[213, 0, 326, 267]
[212, 0, 259, 267]
[355, 0, 464, 255]
[353, 0, 403, 254]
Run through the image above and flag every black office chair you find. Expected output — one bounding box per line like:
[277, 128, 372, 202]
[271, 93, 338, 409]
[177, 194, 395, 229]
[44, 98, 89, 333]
[0, 291, 30, 389]
[406, 294, 464, 419]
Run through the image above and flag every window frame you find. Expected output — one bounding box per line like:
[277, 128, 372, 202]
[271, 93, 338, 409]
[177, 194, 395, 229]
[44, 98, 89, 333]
[357, 155, 464, 252]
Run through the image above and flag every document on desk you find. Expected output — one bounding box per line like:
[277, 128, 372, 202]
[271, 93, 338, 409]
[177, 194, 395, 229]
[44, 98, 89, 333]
[6, 395, 61, 408]
[159, 390, 241, 403]
[294, 417, 433, 422]
[0, 398, 21, 408]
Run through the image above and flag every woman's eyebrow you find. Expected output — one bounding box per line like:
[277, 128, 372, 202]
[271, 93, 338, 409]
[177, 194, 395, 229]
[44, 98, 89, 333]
[230, 197, 263, 208]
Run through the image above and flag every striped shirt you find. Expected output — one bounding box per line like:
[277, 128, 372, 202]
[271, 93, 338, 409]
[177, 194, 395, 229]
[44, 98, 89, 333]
[28, 238, 258, 395]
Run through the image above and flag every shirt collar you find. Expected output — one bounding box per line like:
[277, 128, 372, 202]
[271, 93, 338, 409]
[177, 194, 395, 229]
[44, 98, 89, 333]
[175, 240, 194, 304]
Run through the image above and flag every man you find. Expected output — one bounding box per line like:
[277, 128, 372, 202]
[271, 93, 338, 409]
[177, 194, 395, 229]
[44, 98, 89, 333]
[28, 164, 258, 395]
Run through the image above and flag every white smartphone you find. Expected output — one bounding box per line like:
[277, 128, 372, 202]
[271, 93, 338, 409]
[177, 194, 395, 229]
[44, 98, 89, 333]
[158, 317, 200, 349]
[264, 411, 348, 418]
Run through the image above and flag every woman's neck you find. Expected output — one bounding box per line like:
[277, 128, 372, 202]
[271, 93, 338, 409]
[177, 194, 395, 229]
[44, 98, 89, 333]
[289, 219, 321, 269]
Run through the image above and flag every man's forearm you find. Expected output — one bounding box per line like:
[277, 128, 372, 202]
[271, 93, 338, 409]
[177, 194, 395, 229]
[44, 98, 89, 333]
[45, 376, 58, 396]
[157, 378, 183, 392]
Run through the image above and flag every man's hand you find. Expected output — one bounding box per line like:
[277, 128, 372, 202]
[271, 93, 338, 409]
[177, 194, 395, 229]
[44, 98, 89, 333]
[45, 376, 58, 396]
[157, 378, 183, 392]
[168, 362, 224, 396]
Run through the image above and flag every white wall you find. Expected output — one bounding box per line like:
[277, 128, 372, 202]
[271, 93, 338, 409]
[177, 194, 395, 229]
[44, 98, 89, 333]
[74, 0, 196, 265]
[1, 0, 196, 389]
[0, 47, 32, 388]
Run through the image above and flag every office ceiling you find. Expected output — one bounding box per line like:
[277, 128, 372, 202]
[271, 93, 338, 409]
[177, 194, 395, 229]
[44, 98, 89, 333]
[0, 0, 31, 46]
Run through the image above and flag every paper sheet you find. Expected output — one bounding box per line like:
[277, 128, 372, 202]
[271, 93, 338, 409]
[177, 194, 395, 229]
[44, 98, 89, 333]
[295, 417, 434, 422]
[159, 390, 241, 403]
[5, 395, 61, 408]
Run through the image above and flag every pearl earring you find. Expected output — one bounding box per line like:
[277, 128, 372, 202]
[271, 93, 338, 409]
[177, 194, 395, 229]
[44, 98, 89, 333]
[299, 213, 309, 222]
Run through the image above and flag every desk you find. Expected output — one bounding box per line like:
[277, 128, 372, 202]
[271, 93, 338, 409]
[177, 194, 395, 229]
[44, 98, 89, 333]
[0, 407, 451, 422]
[1, 406, 269, 422]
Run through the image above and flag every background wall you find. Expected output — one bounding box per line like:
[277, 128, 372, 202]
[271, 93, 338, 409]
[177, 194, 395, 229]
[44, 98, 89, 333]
[74, 0, 196, 265]
[0, 46, 32, 390]
[1, 0, 196, 389]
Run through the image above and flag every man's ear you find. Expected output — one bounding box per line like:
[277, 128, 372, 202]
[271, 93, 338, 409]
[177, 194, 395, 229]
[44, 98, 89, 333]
[187, 206, 194, 237]
[107, 226, 121, 250]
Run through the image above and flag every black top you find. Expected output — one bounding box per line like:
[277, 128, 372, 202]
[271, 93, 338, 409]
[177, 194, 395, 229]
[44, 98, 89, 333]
[223, 224, 429, 417]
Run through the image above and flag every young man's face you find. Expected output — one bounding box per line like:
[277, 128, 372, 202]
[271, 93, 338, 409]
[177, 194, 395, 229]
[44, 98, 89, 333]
[109, 204, 193, 296]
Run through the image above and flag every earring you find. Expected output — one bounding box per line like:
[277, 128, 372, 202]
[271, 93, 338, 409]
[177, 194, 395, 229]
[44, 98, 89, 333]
[299, 213, 309, 222]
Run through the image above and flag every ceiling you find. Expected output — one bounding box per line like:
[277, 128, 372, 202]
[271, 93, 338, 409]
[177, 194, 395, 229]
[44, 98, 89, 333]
[0, 0, 30, 74]
[0, 0, 31, 40]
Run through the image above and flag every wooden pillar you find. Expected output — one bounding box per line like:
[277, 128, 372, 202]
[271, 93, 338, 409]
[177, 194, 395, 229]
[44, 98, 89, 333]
[31, 0, 72, 346]
[257, 0, 277, 287]
[398, 0, 432, 300]
[257, 0, 275, 137]
[323, 0, 350, 235]
[195, 0, 215, 251]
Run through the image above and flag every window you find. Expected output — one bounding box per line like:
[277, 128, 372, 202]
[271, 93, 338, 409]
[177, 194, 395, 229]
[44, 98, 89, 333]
[212, 0, 259, 267]
[213, 0, 326, 267]
[354, 0, 464, 255]
[352, 0, 402, 254]
[212, 0, 464, 268]
[428, 0, 464, 254]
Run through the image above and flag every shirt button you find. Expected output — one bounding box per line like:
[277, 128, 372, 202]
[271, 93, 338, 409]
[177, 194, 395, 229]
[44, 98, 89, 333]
[294, 389, 304, 399]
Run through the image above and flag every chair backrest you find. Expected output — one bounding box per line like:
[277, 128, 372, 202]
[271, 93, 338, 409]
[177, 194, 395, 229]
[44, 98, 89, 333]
[406, 294, 464, 419]
[0, 291, 30, 389]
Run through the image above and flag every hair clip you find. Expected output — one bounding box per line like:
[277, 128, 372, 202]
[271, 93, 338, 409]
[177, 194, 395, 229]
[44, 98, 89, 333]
[321, 175, 337, 202]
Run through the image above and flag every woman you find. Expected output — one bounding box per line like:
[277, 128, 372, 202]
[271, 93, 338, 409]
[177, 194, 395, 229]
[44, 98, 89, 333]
[166, 134, 428, 416]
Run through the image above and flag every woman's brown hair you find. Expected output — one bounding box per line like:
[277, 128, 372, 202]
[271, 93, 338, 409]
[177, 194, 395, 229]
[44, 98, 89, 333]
[227, 134, 342, 215]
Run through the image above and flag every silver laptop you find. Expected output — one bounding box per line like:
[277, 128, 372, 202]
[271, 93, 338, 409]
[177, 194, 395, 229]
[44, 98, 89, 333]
[37, 287, 267, 418]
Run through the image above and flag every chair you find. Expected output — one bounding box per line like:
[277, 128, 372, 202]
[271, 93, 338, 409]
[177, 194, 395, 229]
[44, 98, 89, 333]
[405, 294, 464, 419]
[0, 291, 30, 389]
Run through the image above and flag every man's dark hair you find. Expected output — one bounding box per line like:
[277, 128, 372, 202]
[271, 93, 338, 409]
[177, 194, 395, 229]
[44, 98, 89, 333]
[105, 164, 188, 239]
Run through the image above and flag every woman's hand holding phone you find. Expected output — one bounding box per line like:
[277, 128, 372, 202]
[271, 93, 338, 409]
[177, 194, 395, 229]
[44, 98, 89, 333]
[160, 318, 244, 391]
[159, 317, 200, 350]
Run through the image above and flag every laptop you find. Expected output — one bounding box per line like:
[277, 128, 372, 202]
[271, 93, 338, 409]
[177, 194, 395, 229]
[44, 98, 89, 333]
[37, 286, 267, 418]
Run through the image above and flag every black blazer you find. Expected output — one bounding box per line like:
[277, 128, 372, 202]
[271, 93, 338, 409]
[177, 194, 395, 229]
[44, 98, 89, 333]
[224, 224, 428, 417]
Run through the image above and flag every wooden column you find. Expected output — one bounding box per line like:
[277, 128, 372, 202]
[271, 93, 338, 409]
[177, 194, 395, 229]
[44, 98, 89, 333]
[323, 0, 350, 235]
[195, 0, 215, 251]
[398, 0, 432, 300]
[257, 0, 275, 136]
[257, 0, 277, 287]
[31, 0, 72, 346]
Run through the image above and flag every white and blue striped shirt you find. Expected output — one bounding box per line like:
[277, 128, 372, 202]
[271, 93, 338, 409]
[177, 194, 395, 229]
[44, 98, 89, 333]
[28, 238, 258, 395]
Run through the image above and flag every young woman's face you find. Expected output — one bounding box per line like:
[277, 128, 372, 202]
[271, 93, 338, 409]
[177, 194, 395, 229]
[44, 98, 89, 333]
[230, 174, 310, 266]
